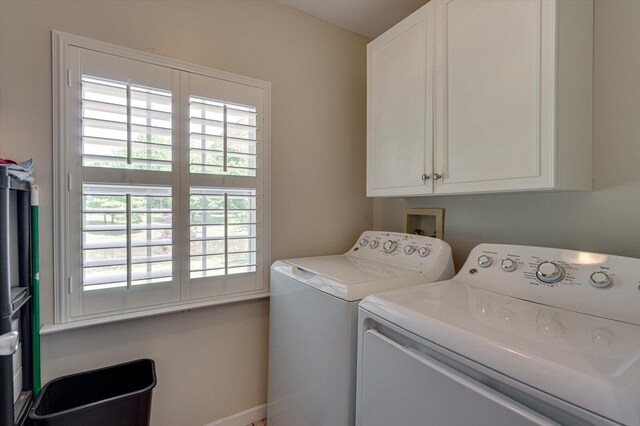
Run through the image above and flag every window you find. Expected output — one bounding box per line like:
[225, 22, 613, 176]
[53, 32, 270, 324]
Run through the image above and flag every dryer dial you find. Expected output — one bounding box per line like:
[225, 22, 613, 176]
[536, 262, 565, 284]
[590, 271, 612, 289]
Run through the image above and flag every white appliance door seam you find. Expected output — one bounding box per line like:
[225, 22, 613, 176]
[365, 329, 560, 426]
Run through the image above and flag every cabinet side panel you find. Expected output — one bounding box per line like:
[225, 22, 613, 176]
[557, 0, 593, 190]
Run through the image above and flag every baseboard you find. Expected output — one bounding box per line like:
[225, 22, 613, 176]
[204, 404, 267, 426]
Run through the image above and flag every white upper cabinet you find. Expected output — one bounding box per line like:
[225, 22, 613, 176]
[367, 3, 435, 196]
[367, 0, 593, 197]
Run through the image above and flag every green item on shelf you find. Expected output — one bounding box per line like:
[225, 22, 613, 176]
[31, 185, 41, 395]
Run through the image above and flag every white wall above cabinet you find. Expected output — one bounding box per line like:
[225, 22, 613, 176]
[367, 0, 593, 197]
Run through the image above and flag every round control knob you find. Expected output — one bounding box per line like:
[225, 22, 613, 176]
[501, 258, 517, 272]
[369, 240, 379, 249]
[359, 238, 368, 247]
[382, 240, 398, 254]
[404, 245, 415, 255]
[536, 262, 565, 284]
[417, 247, 430, 258]
[590, 271, 612, 289]
[477, 255, 492, 268]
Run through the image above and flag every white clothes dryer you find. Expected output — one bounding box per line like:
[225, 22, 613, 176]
[267, 231, 454, 426]
[357, 243, 640, 426]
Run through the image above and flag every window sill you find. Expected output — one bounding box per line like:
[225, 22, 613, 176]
[40, 291, 270, 335]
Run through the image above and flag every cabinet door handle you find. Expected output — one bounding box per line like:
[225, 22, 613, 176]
[422, 174, 430, 182]
[433, 173, 442, 181]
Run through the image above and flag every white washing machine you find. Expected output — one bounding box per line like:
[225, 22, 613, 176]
[267, 231, 454, 426]
[356, 243, 640, 426]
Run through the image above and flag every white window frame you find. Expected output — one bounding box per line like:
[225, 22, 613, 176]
[50, 31, 271, 331]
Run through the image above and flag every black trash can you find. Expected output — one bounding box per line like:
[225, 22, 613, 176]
[28, 359, 157, 426]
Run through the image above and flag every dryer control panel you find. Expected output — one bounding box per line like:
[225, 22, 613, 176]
[347, 231, 453, 280]
[459, 244, 640, 326]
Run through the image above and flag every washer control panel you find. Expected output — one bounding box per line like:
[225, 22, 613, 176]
[458, 243, 640, 326]
[348, 231, 453, 276]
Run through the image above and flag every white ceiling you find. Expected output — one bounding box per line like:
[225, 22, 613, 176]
[276, 0, 429, 39]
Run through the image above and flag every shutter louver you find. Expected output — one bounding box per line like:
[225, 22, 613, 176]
[189, 97, 257, 177]
[190, 187, 257, 279]
[81, 76, 173, 171]
[82, 184, 173, 290]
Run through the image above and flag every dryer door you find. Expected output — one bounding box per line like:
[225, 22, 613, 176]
[358, 330, 559, 426]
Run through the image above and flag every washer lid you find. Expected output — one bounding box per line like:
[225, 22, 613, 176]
[360, 282, 640, 426]
[272, 255, 420, 301]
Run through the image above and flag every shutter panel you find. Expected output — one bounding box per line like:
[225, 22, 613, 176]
[189, 97, 257, 177]
[82, 184, 173, 290]
[69, 47, 181, 318]
[81, 76, 173, 171]
[183, 71, 265, 300]
[189, 188, 257, 279]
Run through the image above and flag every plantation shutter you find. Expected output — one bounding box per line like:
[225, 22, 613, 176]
[189, 97, 258, 176]
[68, 47, 181, 318]
[81, 184, 173, 290]
[81, 76, 173, 171]
[189, 188, 257, 278]
[181, 72, 266, 300]
[60, 39, 269, 322]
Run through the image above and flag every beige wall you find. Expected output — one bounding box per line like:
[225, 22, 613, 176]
[0, 1, 371, 424]
[374, 0, 640, 270]
[3, 0, 638, 424]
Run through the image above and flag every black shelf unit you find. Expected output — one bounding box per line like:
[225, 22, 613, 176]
[0, 166, 33, 426]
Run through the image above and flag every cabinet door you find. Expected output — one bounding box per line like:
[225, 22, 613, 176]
[367, 3, 435, 197]
[434, 0, 556, 194]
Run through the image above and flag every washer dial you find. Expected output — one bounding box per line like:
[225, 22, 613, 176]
[478, 255, 492, 268]
[359, 238, 368, 247]
[383, 240, 398, 254]
[417, 247, 430, 258]
[536, 262, 565, 284]
[501, 258, 517, 272]
[590, 271, 612, 289]
[369, 240, 379, 249]
[404, 245, 415, 255]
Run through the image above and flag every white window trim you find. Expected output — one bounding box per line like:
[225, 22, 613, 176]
[51, 30, 271, 330]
